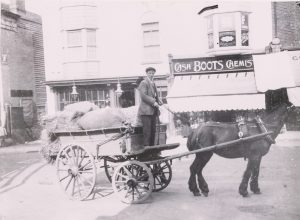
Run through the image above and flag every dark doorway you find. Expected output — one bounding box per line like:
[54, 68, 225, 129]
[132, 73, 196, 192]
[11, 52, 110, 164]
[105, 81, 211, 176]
[119, 83, 136, 108]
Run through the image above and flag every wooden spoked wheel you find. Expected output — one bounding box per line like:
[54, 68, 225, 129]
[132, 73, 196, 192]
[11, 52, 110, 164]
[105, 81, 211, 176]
[56, 145, 96, 200]
[112, 160, 154, 204]
[149, 161, 172, 192]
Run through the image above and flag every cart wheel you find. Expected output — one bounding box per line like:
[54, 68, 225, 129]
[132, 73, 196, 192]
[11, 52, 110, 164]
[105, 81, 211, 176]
[56, 144, 96, 200]
[112, 160, 154, 204]
[149, 161, 172, 192]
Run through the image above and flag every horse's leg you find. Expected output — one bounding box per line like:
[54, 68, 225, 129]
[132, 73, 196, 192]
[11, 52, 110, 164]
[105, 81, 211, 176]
[239, 158, 253, 197]
[250, 155, 262, 194]
[188, 157, 201, 196]
[195, 152, 213, 197]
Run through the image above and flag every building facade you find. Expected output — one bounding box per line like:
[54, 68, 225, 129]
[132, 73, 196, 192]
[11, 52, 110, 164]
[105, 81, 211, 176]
[272, 1, 300, 49]
[42, 1, 276, 115]
[1, 0, 46, 142]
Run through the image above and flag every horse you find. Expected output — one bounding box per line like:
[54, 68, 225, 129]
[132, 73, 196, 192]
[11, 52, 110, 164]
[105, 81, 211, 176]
[186, 102, 294, 197]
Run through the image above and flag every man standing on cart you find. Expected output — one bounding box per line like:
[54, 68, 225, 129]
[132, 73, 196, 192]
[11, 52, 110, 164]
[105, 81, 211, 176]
[137, 67, 163, 147]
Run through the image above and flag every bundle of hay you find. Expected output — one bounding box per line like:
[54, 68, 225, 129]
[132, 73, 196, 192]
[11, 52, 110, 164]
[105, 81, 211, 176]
[40, 102, 147, 163]
[40, 101, 99, 162]
[119, 105, 142, 126]
[77, 107, 126, 129]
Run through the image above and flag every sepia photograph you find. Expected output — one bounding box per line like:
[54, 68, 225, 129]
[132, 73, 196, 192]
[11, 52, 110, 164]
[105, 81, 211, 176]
[0, 0, 300, 219]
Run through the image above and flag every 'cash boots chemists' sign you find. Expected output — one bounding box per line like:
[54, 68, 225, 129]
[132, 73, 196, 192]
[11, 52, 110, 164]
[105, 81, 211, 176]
[172, 54, 253, 75]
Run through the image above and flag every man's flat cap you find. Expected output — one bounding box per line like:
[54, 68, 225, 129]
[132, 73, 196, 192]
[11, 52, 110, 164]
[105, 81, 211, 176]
[145, 67, 156, 72]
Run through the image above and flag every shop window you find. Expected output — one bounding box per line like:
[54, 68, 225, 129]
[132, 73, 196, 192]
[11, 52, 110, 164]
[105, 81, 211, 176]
[241, 13, 249, 46]
[218, 13, 236, 47]
[58, 88, 109, 110]
[157, 86, 168, 104]
[205, 11, 251, 54]
[207, 16, 214, 49]
[142, 22, 160, 62]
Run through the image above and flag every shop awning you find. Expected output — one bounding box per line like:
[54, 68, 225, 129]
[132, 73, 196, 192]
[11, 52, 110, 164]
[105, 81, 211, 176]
[167, 72, 265, 112]
[287, 87, 300, 107]
[167, 94, 265, 112]
[168, 72, 258, 98]
[253, 51, 300, 92]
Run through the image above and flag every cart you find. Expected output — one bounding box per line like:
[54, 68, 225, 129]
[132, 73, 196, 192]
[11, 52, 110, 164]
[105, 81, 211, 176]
[53, 123, 273, 204]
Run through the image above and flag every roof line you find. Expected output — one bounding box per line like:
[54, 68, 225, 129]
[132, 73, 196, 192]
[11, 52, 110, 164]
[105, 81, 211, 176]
[198, 5, 218, 15]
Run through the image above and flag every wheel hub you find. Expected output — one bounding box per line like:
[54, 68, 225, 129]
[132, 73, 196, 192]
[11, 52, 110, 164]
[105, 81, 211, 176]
[68, 166, 79, 176]
[127, 178, 138, 187]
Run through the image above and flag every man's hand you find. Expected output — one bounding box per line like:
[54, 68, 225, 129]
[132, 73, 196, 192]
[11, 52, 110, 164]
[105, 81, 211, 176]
[153, 102, 159, 107]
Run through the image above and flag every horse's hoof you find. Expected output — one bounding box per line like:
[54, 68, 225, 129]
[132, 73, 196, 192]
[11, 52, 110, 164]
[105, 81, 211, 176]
[253, 190, 261, 195]
[193, 192, 201, 197]
[202, 192, 209, 197]
[241, 192, 249, 197]
[239, 190, 249, 197]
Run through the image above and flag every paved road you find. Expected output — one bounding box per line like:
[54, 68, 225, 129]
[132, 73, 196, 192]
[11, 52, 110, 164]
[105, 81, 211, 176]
[0, 152, 42, 177]
[0, 139, 299, 220]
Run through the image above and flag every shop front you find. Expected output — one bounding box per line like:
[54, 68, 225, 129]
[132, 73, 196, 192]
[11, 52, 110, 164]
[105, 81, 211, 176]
[167, 51, 300, 131]
[168, 54, 265, 128]
[46, 75, 169, 113]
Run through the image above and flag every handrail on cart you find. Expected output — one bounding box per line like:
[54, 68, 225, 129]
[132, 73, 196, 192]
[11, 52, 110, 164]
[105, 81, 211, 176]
[145, 131, 274, 165]
[95, 121, 134, 156]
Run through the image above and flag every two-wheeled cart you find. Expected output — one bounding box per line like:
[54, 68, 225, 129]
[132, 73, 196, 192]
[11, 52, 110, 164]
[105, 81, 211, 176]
[53, 123, 272, 204]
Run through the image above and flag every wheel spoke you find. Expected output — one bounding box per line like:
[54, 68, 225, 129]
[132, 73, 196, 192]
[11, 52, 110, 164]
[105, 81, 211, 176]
[134, 187, 142, 197]
[78, 170, 94, 174]
[71, 175, 76, 196]
[59, 173, 70, 182]
[57, 168, 69, 172]
[136, 173, 148, 181]
[65, 176, 73, 191]
[78, 151, 87, 167]
[137, 180, 150, 184]
[79, 160, 92, 171]
[116, 185, 127, 192]
[136, 184, 150, 191]
[75, 145, 80, 164]
[75, 176, 82, 198]
[115, 172, 129, 180]
[115, 180, 127, 184]
[78, 173, 94, 186]
[123, 166, 133, 177]
[112, 160, 153, 204]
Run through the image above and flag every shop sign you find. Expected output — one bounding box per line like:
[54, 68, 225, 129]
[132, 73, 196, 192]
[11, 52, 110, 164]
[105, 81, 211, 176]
[219, 31, 236, 47]
[172, 54, 253, 75]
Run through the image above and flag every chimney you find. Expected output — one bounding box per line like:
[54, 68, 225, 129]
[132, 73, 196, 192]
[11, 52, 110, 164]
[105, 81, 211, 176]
[10, 0, 25, 13]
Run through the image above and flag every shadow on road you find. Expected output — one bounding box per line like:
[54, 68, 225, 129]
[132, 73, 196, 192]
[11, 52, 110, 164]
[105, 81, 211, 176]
[0, 162, 48, 194]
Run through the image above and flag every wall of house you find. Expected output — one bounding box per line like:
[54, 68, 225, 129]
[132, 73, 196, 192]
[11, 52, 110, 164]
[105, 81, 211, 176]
[1, 1, 46, 141]
[41, 1, 273, 82]
[272, 2, 300, 48]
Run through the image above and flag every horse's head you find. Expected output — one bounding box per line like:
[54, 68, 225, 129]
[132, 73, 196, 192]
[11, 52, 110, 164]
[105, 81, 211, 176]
[262, 101, 296, 138]
[287, 101, 296, 113]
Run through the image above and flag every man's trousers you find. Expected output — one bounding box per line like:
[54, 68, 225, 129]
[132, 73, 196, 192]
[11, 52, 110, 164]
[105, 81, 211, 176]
[140, 115, 157, 146]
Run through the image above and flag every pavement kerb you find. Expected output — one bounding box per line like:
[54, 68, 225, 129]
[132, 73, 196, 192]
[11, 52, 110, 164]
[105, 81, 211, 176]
[0, 141, 41, 154]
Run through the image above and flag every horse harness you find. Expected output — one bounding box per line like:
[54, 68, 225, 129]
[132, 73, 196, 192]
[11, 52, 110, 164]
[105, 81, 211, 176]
[237, 116, 275, 144]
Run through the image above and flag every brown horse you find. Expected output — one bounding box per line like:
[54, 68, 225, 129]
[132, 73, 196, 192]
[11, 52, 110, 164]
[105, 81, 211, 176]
[187, 102, 294, 197]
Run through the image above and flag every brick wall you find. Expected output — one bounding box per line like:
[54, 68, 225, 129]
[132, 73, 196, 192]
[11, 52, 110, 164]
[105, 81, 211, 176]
[1, 4, 46, 141]
[272, 2, 300, 48]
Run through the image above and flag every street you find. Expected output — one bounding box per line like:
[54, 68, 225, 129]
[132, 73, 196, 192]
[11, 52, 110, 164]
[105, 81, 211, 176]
[0, 135, 300, 220]
[0, 152, 42, 176]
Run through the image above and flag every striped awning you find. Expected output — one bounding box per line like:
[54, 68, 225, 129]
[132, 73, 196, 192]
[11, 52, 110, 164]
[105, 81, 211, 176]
[167, 94, 265, 112]
[167, 72, 265, 112]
